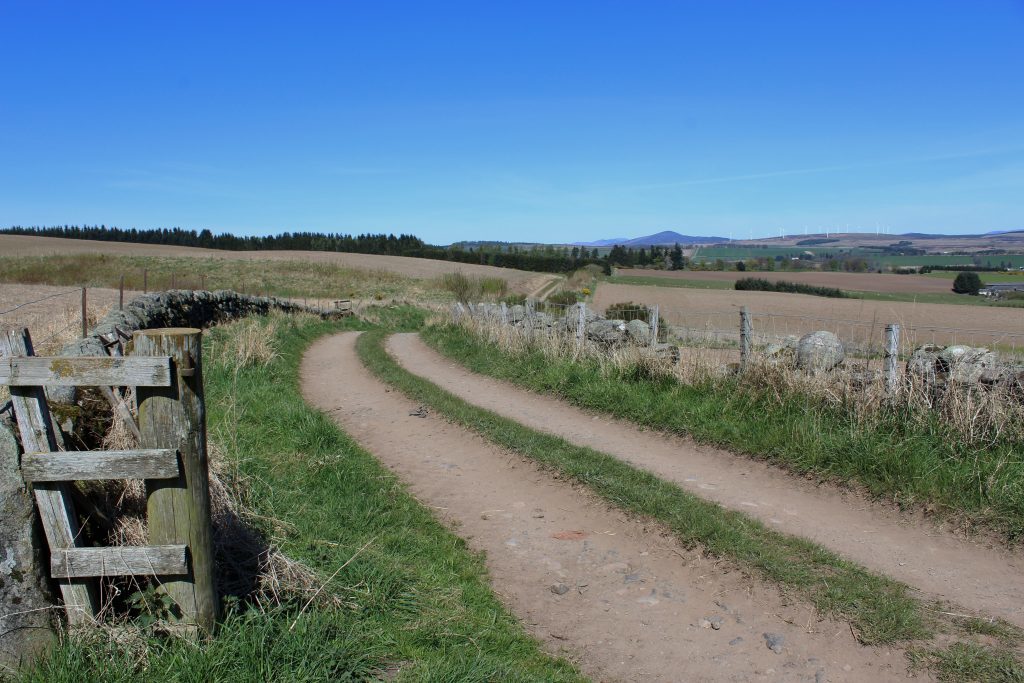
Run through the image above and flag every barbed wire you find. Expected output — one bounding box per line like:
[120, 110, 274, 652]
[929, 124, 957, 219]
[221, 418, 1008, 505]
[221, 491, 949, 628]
[0, 288, 81, 316]
[32, 318, 81, 348]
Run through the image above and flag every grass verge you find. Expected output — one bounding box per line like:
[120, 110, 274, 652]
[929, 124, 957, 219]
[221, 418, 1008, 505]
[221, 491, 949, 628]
[423, 326, 1024, 542]
[16, 310, 582, 682]
[358, 329, 1024, 680]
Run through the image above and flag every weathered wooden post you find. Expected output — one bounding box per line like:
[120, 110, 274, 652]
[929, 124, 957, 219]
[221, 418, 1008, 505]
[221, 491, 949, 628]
[500, 301, 509, 325]
[81, 288, 87, 338]
[143, 268, 148, 293]
[0, 420, 58, 668]
[885, 324, 900, 397]
[649, 304, 660, 347]
[119, 275, 125, 311]
[740, 307, 751, 369]
[133, 328, 218, 634]
[576, 302, 586, 348]
[1, 329, 97, 625]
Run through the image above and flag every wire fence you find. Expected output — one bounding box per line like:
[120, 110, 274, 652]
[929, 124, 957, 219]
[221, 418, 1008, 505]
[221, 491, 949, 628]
[456, 298, 1024, 365]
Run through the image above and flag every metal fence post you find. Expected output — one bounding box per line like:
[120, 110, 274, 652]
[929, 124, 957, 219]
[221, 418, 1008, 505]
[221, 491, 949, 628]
[885, 324, 900, 396]
[740, 306, 751, 369]
[134, 328, 218, 634]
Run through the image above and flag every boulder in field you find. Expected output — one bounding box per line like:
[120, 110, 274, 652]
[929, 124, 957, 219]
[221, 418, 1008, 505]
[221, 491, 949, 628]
[587, 319, 626, 344]
[625, 319, 652, 343]
[795, 331, 845, 371]
[937, 345, 999, 384]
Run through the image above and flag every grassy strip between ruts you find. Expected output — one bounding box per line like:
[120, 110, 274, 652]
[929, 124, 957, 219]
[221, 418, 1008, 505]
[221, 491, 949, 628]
[17, 309, 583, 683]
[358, 330, 1024, 680]
[423, 326, 1024, 542]
[358, 330, 924, 643]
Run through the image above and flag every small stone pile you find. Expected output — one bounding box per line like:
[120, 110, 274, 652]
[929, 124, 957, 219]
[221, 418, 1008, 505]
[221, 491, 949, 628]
[907, 343, 1023, 394]
[461, 301, 654, 346]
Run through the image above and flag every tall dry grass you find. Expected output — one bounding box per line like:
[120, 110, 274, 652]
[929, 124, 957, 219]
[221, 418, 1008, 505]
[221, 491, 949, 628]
[457, 312, 1024, 448]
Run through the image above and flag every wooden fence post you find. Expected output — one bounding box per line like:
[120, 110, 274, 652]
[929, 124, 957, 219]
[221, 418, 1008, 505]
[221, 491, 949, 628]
[740, 306, 751, 369]
[143, 269, 148, 293]
[133, 328, 218, 633]
[885, 324, 900, 396]
[649, 304, 660, 347]
[1, 329, 97, 624]
[81, 288, 87, 338]
[119, 275, 125, 311]
[500, 301, 509, 325]
[576, 302, 586, 348]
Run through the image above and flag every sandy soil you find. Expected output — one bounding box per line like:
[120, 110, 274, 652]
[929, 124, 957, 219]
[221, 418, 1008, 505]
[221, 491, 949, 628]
[387, 333, 1024, 629]
[624, 269, 957, 295]
[0, 235, 556, 295]
[302, 333, 913, 682]
[594, 283, 1024, 349]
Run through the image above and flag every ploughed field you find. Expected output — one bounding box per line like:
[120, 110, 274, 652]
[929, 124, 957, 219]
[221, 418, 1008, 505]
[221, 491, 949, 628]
[623, 268, 981, 295]
[593, 282, 1024, 350]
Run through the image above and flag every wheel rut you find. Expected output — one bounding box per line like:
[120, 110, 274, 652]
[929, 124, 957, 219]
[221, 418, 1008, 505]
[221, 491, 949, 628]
[387, 332, 1024, 629]
[302, 332, 910, 682]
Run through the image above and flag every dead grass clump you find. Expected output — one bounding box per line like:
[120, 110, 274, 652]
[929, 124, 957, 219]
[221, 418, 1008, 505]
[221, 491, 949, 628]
[440, 272, 509, 303]
[208, 317, 280, 370]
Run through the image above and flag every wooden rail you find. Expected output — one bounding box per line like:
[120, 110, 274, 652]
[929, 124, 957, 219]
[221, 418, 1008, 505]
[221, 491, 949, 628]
[0, 326, 217, 632]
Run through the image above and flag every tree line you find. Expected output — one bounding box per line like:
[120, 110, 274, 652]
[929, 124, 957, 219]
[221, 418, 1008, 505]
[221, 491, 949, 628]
[2, 225, 614, 274]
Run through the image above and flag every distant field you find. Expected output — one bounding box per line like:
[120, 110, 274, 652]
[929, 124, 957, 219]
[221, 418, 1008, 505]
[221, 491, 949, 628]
[692, 245, 1024, 268]
[0, 234, 555, 295]
[593, 282, 1024, 351]
[924, 270, 1024, 283]
[623, 268, 956, 294]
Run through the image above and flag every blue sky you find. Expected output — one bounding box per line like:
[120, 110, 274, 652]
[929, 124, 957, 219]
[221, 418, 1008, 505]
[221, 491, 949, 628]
[2, 1, 1022, 244]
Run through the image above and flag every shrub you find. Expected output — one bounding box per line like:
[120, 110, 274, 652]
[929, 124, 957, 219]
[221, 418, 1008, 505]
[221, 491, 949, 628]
[952, 271, 983, 295]
[735, 277, 848, 298]
[547, 290, 581, 306]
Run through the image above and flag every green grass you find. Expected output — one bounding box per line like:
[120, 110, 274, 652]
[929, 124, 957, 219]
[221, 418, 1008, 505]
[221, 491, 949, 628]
[17, 311, 582, 682]
[0, 253, 447, 303]
[924, 271, 1024, 283]
[422, 326, 1024, 542]
[356, 329, 928, 645]
[914, 643, 1024, 682]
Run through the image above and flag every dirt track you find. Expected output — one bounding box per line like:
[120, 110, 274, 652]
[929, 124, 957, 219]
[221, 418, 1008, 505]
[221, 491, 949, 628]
[302, 333, 910, 682]
[0, 235, 556, 295]
[386, 333, 1024, 629]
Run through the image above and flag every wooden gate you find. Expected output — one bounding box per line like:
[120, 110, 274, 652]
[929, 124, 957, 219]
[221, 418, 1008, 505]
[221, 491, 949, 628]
[0, 327, 217, 631]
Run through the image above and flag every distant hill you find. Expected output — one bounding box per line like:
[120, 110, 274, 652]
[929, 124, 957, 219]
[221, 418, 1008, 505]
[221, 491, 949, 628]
[574, 230, 728, 247]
